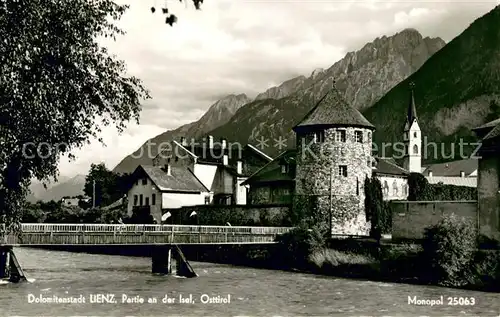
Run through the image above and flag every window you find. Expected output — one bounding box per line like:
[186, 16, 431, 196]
[356, 177, 359, 195]
[413, 132, 418, 138]
[402, 184, 407, 196]
[142, 178, 147, 185]
[338, 165, 347, 177]
[355, 130, 363, 143]
[204, 196, 210, 204]
[133, 195, 138, 206]
[139, 194, 143, 206]
[314, 130, 325, 143]
[175, 156, 179, 162]
[145, 197, 150, 206]
[152, 194, 156, 206]
[392, 180, 398, 196]
[167, 158, 171, 163]
[367, 159, 371, 167]
[281, 165, 287, 174]
[413, 144, 418, 154]
[136, 179, 139, 185]
[335, 130, 346, 142]
[368, 132, 371, 139]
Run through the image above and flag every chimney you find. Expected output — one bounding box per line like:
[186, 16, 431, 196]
[428, 170, 433, 177]
[223, 154, 228, 166]
[460, 171, 465, 178]
[221, 138, 227, 150]
[237, 160, 242, 174]
[164, 164, 171, 176]
[180, 137, 187, 146]
[207, 135, 213, 149]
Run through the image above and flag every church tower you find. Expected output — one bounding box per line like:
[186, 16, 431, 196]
[403, 82, 422, 173]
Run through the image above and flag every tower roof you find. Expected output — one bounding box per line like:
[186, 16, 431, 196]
[293, 84, 375, 131]
[406, 82, 418, 125]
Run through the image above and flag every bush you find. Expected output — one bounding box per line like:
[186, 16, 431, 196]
[274, 225, 326, 270]
[364, 176, 391, 238]
[422, 214, 477, 286]
[407, 172, 476, 201]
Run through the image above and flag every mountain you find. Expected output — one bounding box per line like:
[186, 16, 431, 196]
[363, 5, 500, 163]
[28, 175, 86, 202]
[113, 93, 250, 174]
[205, 28, 446, 155]
[113, 28, 445, 174]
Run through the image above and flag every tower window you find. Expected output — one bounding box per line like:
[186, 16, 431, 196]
[356, 177, 359, 195]
[413, 132, 418, 138]
[338, 165, 347, 177]
[355, 130, 363, 143]
[413, 144, 418, 154]
[314, 130, 325, 143]
[152, 194, 156, 205]
[335, 130, 346, 142]
[367, 159, 371, 167]
[368, 132, 371, 139]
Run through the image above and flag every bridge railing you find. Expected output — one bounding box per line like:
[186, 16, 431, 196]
[17, 223, 292, 235]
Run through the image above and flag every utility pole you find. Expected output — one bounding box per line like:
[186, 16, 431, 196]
[329, 165, 333, 237]
[92, 180, 96, 208]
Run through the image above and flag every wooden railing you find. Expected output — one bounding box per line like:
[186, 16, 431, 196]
[0, 224, 293, 245]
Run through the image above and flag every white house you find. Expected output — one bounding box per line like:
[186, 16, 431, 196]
[127, 164, 211, 222]
[373, 157, 409, 201]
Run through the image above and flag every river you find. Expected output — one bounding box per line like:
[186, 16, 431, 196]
[0, 248, 498, 316]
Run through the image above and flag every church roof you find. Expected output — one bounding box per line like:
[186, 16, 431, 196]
[293, 86, 375, 131]
[373, 157, 409, 176]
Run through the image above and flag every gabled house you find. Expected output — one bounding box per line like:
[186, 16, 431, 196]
[421, 159, 478, 188]
[373, 157, 409, 201]
[152, 135, 272, 206]
[242, 149, 296, 205]
[127, 165, 211, 222]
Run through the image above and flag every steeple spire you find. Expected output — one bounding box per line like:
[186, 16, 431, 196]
[407, 82, 418, 124]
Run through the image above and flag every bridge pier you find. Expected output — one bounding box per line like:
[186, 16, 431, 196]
[0, 246, 27, 283]
[151, 246, 172, 275]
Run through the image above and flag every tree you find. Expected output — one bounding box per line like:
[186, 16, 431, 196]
[84, 163, 132, 208]
[0, 0, 150, 230]
[364, 176, 387, 239]
[407, 173, 430, 201]
[150, 0, 204, 26]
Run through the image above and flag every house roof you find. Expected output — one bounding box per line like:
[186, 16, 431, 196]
[422, 158, 478, 177]
[134, 165, 209, 193]
[373, 157, 409, 176]
[472, 117, 500, 141]
[426, 176, 477, 188]
[242, 150, 296, 185]
[154, 142, 272, 166]
[293, 86, 375, 131]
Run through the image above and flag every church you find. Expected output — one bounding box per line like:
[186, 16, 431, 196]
[242, 82, 477, 235]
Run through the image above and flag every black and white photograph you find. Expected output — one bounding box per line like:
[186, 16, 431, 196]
[0, 0, 500, 315]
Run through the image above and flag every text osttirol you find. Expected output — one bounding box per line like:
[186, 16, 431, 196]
[28, 294, 85, 304]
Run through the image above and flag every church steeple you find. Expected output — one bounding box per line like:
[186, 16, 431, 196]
[403, 81, 422, 174]
[407, 82, 418, 125]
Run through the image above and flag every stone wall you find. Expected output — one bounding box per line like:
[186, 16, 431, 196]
[163, 204, 291, 226]
[294, 126, 372, 236]
[391, 200, 478, 241]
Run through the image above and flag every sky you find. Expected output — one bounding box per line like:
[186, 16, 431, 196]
[57, 0, 500, 178]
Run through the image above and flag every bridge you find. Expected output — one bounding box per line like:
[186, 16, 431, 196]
[0, 223, 293, 282]
[0, 223, 293, 246]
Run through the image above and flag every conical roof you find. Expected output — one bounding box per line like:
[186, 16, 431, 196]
[293, 86, 375, 131]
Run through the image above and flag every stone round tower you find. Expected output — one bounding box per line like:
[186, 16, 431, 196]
[292, 85, 375, 236]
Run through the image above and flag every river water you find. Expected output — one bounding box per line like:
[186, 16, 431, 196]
[0, 248, 498, 316]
